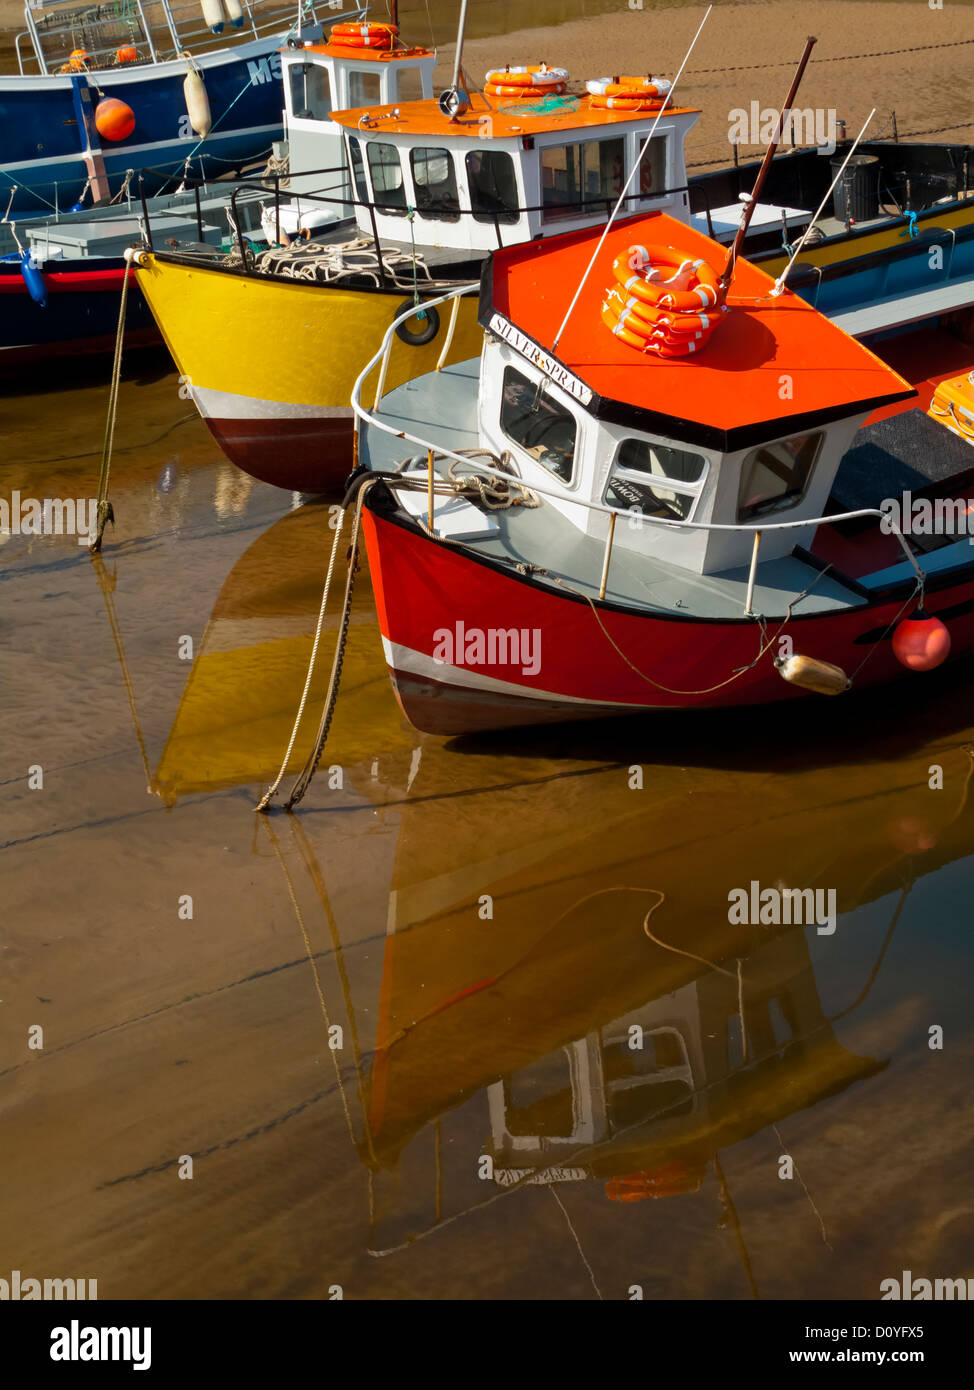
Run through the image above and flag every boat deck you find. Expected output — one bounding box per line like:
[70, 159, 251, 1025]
[362, 360, 933, 622]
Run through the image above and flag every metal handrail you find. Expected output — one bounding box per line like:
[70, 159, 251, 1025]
[350, 283, 927, 606]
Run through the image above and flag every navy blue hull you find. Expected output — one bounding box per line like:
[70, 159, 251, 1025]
[0, 41, 287, 213]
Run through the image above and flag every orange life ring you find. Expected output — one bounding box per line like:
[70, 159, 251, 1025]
[586, 76, 672, 99]
[330, 21, 399, 48]
[612, 247, 719, 311]
[590, 94, 665, 112]
[484, 81, 566, 98]
[604, 286, 719, 337]
[605, 300, 712, 348]
[485, 64, 570, 88]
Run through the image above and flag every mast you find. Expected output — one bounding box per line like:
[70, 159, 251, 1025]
[715, 36, 817, 307]
[450, 0, 469, 95]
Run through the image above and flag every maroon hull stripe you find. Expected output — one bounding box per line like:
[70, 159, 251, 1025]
[203, 416, 355, 493]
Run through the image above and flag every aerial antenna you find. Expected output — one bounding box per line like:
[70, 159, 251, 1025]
[550, 4, 713, 357]
[438, 0, 471, 119]
[714, 36, 817, 308]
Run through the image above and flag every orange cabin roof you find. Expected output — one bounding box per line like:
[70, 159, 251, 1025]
[482, 212, 916, 451]
[332, 92, 698, 139]
[287, 40, 435, 64]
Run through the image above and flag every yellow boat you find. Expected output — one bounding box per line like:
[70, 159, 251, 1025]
[135, 24, 974, 496]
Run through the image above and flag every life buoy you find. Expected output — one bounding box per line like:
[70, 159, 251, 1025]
[586, 76, 672, 98]
[602, 301, 707, 358]
[484, 81, 567, 98]
[612, 247, 719, 310]
[590, 94, 665, 112]
[603, 286, 719, 337]
[485, 64, 570, 88]
[394, 297, 440, 346]
[331, 21, 399, 48]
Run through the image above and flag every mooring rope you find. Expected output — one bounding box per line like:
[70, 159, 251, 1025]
[90, 252, 133, 553]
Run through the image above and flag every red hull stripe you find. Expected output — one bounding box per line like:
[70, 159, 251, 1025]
[361, 505, 974, 732]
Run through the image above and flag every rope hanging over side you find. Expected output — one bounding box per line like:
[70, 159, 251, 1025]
[90, 251, 133, 553]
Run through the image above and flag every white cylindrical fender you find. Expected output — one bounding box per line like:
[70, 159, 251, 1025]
[184, 68, 212, 139]
[201, 0, 224, 34]
[222, 0, 244, 29]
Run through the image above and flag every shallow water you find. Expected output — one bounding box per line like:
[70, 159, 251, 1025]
[2, 344, 974, 1300]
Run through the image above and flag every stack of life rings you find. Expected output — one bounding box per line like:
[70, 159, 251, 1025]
[484, 64, 570, 99]
[601, 244, 726, 359]
[330, 21, 400, 50]
[586, 75, 671, 112]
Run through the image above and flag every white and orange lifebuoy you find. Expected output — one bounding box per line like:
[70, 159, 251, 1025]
[330, 21, 399, 48]
[586, 76, 672, 99]
[612, 246, 719, 310]
[485, 64, 570, 89]
[587, 75, 670, 111]
[602, 244, 725, 358]
[485, 81, 567, 98]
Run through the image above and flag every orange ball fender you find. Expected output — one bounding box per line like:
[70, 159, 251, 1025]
[891, 609, 951, 671]
[94, 97, 136, 142]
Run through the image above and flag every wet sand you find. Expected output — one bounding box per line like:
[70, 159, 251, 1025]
[3, 0, 974, 1305]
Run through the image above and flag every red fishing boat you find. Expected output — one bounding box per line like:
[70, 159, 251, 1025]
[349, 203, 974, 735]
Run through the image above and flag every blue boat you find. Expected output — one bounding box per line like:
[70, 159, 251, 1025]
[0, 0, 366, 214]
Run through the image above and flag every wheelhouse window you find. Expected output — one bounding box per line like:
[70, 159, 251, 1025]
[541, 138, 624, 222]
[604, 437, 707, 521]
[500, 367, 577, 482]
[410, 147, 460, 220]
[636, 135, 666, 200]
[366, 141, 407, 214]
[737, 432, 823, 521]
[348, 70, 381, 107]
[466, 150, 519, 224]
[348, 137, 369, 203]
[289, 62, 332, 121]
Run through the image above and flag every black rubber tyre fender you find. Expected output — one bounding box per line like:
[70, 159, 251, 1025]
[394, 297, 441, 346]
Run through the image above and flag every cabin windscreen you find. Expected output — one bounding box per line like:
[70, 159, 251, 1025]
[348, 71, 382, 107]
[410, 148, 461, 221]
[367, 142, 408, 214]
[466, 151, 520, 224]
[737, 432, 823, 521]
[604, 438, 707, 521]
[500, 368, 578, 483]
[289, 63, 333, 121]
[541, 138, 625, 221]
[348, 137, 369, 202]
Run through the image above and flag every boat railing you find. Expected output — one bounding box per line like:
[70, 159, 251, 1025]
[350, 283, 926, 609]
[165, 173, 714, 281]
[14, 0, 360, 74]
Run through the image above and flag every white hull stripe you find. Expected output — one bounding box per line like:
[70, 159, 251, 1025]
[192, 384, 352, 422]
[381, 636, 648, 710]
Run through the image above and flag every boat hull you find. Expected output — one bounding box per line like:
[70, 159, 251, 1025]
[0, 261, 160, 361]
[0, 41, 289, 214]
[361, 503, 974, 735]
[135, 252, 485, 492]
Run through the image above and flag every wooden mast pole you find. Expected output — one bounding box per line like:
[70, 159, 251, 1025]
[715, 36, 817, 307]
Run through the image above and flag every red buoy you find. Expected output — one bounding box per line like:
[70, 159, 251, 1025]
[891, 607, 951, 671]
[95, 97, 136, 142]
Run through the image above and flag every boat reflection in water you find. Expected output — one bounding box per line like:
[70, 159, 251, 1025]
[126, 502, 974, 1286]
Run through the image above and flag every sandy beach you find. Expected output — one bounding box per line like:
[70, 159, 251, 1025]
[440, 1, 974, 168]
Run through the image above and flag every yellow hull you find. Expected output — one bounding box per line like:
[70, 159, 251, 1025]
[135, 253, 483, 492]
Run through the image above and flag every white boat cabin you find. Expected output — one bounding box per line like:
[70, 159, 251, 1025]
[280, 38, 437, 199]
[474, 218, 915, 577]
[328, 97, 701, 254]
